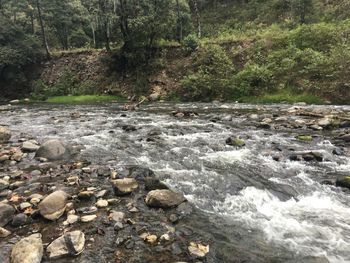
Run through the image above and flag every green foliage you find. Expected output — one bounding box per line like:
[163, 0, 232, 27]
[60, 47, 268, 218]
[69, 30, 90, 48]
[45, 95, 125, 104]
[183, 34, 199, 53]
[181, 45, 235, 101]
[51, 69, 79, 96]
[30, 80, 49, 101]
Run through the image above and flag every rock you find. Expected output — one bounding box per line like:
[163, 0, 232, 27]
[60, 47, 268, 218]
[19, 202, 32, 211]
[188, 242, 209, 258]
[78, 190, 94, 199]
[149, 93, 160, 101]
[339, 134, 350, 142]
[0, 179, 9, 191]
[297, 135, 313, 142]
[0, 154, 10, 162]
[145, 189, 186, 208]
[225, 137, 245, 147]
[318, 118, 332, 127]
[0, 227, 11, 238]
[11, 234, 43, 263]
[145, 177, 168, 191]
[340, 121, 350, 128]
[47, 231, 85, 258]
[12, 214, 29, 227]
[38, 190, 68, 220]
[332, 148, 344, 156]
[111, 178, 138, 196]
[0, 126, 11, 143]
[22, 141, 40, 152]
[96, 199, 108, 208]
[65, 214, 79, 225]
[81, 215, 97, 222]
[35, 139, 71, 161]
[0, 204, 15, 227]
[109, 211, 125, 222]
[336, 176, 350, 189]
[9, 100, 20, 104]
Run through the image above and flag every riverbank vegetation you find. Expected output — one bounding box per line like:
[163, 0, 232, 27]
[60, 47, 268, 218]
[1, 0, 349, 103]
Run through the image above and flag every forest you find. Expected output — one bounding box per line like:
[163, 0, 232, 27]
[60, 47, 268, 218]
[1, 0, 350, 103]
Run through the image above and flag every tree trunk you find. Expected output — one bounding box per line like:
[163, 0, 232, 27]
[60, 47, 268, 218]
[104, 19, 111, 52]
[176, 0, 183, 42]
[35, 0, 51, 59]
[191, 0, 201, 38]
[91, 22, 96, 48]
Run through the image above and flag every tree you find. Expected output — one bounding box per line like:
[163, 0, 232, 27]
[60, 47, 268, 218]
[35, 0, 50, 59]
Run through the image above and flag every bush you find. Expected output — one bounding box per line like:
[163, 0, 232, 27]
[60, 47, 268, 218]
[51, 68, 79, 96]
[69, 30, 90, 48]
[30, 80, 49, 101]
[183, 34, 200, 53]
[181, 45, 235, 100]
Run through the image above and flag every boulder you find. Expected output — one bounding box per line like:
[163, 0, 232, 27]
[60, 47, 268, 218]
[35, 139, 71, 161]
[225, 137, 245, 147]
[0, 227, 11, 238]
[38, 190, 68, 220]
[145, 189, 186, 208]
[149, 93, 160, 101]
[22, 141, 40, 152]
[339, 134, 350, 142]
[0, 204, 15, 227]
[0, 126, 11, 143]
[336, 176, 350, 189]
[47, 231, 85, 258]
[111, 178, 138, 196]
[11, 234, 43, 263]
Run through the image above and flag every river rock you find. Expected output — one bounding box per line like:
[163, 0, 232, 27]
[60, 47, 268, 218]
[0, 126, 11, 143]
[0, 204, 15, 227]
[35, 139, 70, 161]
[145, 177, 168, 191]
[81, 214, 97, 222]
[339, 134, 350, 142]
[335, 176, 350, 189]
[145, 189, 186, 208]
[0, 227, 11, 238]
[38, 190, 68, 220]
[149, 93, 160, 101]
[0, 179, 9, 191]
[226, 137, 245, 147]
[188, 242, 209, 258]
[47, 231, 85, 258]
[318, 118, 332, 127]
[12, 214, 29, 227]
[108, 211, 125, 222]
[111, 178, 138, 195]
[22, 141, 40, 152]
[96, 199, 108, 208]
[11, 233, 43, 263]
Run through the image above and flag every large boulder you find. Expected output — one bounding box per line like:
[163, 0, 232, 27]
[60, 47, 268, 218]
[38, 190, 68, 220]
[46, 231, 85, 258]
[0, 204, 15, 227]
[111, 178, 138, 196]
[35, 139, 71, 161]
[336, 176, 350, 189]
[0, 126, 11, 143]
[11, 234, 43, 263]
[145, 189, 186, 208]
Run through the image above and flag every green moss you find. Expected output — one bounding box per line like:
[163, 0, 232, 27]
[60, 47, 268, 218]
[45, 95, 126, 104]
[226, 137, 246, 147]
[296, 135, 313, 142]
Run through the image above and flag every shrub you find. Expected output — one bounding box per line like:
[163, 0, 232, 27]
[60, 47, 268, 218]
[51, 68, 79, 96]
[183, 34, 200, 53]
[30, 80, 49, 101]
[69, 30, 90, 48]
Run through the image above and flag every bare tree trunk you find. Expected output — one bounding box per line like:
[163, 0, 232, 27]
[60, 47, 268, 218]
[191, 0, 201, 38]
[91, 22, 96, 48]
[35, 0, 51, 59]
[176, 0, 183, 41]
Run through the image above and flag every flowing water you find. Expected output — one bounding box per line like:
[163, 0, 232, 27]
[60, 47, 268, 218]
[1, 103, 350, 263]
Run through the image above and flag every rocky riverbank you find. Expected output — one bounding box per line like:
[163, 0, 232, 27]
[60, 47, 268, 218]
[0, 126, 210, 263]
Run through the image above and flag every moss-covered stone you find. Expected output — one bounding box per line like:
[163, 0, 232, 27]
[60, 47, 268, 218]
[336, 176, 350, 189]
[226, 137, 246, 147]
[297, 135, 313, 142]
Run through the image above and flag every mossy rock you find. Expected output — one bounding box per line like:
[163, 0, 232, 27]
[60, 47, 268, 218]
[297, 135, 313, 142]
[226, 137, 246, 147]
[335, 176, 350, 189]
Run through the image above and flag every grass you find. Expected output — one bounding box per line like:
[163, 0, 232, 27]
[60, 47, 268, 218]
[45, 95, 126, 104]
[240, 90, 325, 104]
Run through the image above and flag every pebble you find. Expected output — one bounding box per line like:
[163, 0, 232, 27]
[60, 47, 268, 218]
[0, 227, 11, 238]
[81, 214, 97, 222]
[96, 199, 108, 208]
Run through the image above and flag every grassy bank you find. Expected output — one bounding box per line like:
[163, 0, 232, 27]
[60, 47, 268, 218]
[240, 91, 325, 104]
[45, 95, 126, 104]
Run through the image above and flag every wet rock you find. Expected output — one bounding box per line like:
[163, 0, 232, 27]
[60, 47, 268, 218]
[64, 214, 79, 225]
[11, 233, 43, 263]
[0, 179, 9, 191]
[339, 134, 350, 142]
[9, 100, 19, 104]
[296, 135, 313, 142]
[0, 154, 10, 162]
[111, 178, 138, 196]
[0, 126, 11, 143]
[340, 121, 350, 128]
[35, 139, 71, 161]
[96, 199, 108, 208]
[22, 141, 40, 152]
[47, 231, 85, 258]
[38, 190, 68, 220]
[188, 242, 209, 258]
[149, 93, 160, 101]
[0, 204, 15, 227]
[225, 137, 245, 147]
[0, 227, 11, 238]
[12, 214, 29, 227]
[78, 190, 94, 199]
[335, 176, 350, 189]
[145, 189, 186, 208]
[81, 214, 97, 222]
[332, 148, 344, 156]
[258, 122, 271, 129]
[145, 177, 168, 191]
[109, 211, 125, 222]
[318, 118, 332, 127]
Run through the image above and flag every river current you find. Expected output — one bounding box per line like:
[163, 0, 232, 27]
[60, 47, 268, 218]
[1, 103, 350, 263]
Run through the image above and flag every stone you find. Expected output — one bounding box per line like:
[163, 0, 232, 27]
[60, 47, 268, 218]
[145, 189, 186, 208]
[96, 199, 108, 208]
[47, 231, 85, 258]
[0, 227, 11, 238]
[297, 135, 313, 142]
[318, 118, 332, 127]
[225, 137, 245, 147]
[78, 190, 94, 199]
[149, 93, 160, 101]
[81, 215, 97, 222]
[144, 234, 158, 245]
[111, 178, 138, 196]
[65, 214, 79, 225]
[145, 177, 168, 191]
[336, 176, 350, 189]
[108, 211, 125, 222]
[0, 179, 9, 191]
[19, 202, 32, 211]
[35, 139, 71, 161]
[0, 126, 11, 143]
[12, 214, 29, 227]
[0, 154, 10, 162]
[22, 141, 40, 152]
[0, 203, 15, 227]
[38, 190, 68, 220]
[11, 234, 43, 263]
[9, 100, 20, 104]
[339, 134, 350, 142]
[188, 242, 209, 258]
